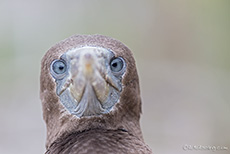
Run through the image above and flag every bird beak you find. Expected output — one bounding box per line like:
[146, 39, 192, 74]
[65, 47, 117, 109]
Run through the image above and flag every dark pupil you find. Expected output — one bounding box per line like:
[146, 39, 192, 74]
[53, 60, 66, 74]
[112, 62, 117, 68]
[59, 66, 64, 70]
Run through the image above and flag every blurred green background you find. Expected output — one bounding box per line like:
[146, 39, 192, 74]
[0, 0, 229, 154]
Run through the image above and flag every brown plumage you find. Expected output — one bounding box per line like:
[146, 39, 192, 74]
[40, 35, 152, 154]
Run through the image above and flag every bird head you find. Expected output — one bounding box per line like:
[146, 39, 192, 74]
[40, 35, 142, 148]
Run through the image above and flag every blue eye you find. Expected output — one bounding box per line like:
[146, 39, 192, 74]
[110, 57, 124, 72]
[52, 60, 67, 74]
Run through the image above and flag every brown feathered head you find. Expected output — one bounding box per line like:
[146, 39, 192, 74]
[40, 35, 143, 149]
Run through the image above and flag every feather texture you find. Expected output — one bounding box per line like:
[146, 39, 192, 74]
[40, 35, 152, 153]
[46, 129, 152, 154]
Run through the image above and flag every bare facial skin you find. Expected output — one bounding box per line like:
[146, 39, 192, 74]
[50, 46, 126, 117]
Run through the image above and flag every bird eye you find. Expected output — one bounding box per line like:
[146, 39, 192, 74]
[110, 57, 124, 72]
[52, 60, 67, 74]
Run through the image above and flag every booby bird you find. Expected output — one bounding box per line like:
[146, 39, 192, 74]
[40, 35, 152, 154]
